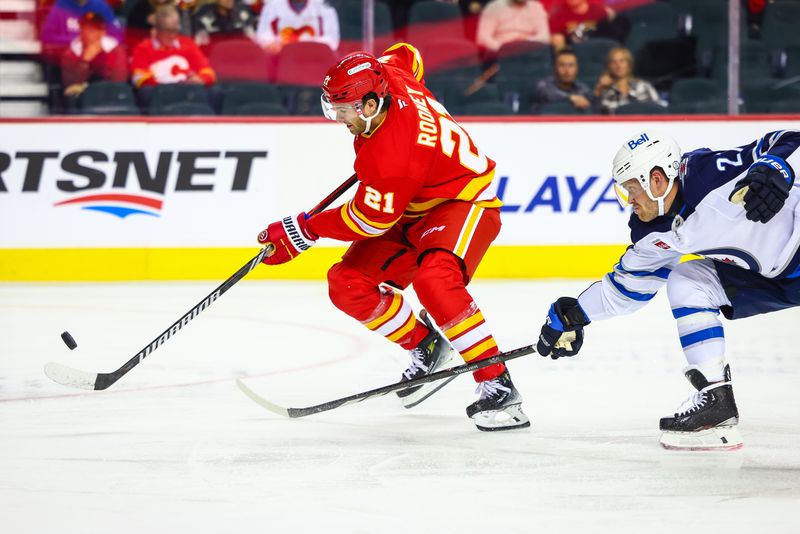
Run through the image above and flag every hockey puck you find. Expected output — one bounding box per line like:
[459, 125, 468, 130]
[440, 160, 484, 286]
[61, 331, 77, 350]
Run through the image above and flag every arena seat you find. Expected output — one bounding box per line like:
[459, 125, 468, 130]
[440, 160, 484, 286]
[227, 102, 289, 116]
[147, 84, 210, 114]
[572, 37, 619, 83]
[79, 81, 139, 115]
[274, 42, 338, 86]
[209, 39, 272, 83]
[219, 82, 283, 115]
[614, 101, 669, 115]
[537, 100, 588, 115]
[150, 102, 216, 116]
[623, 2, 678, 56]
[407, 1, 466, 46]
[462, 101, 515, 116]
[334, 0, 395, 54]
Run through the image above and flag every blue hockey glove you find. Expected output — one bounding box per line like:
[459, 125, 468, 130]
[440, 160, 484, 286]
[537, 297, 590, 359]
[729, 155, 795, 224]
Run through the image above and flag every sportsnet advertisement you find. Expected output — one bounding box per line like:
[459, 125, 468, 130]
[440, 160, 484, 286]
[1, 118, 798, 280]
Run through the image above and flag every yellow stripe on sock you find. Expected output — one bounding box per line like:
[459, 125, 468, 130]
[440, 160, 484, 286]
[387, 314, 416, 342]
[461, 338, 497, 362]
[444, 311, 484, 340]
[365, 292, 403, 330]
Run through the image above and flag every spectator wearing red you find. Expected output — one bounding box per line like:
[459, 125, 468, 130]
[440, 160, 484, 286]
[548, 0, 614, 50]
[131, 4, 217, 87]
[255, 0, 340, 53]
[476, 0, 550, 55]
[60, 11, 128, 99]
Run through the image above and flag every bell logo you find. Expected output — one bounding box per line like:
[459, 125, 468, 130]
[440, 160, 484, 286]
[627, 133, 650, 150]
[323, 75, 331, 87]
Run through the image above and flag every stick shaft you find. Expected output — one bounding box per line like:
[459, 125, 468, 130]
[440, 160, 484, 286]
[66, 174, 358, 390]
[240, 345, 537, 418]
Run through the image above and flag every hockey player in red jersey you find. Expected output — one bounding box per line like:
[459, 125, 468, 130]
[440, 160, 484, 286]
[256, 43, 529, 431]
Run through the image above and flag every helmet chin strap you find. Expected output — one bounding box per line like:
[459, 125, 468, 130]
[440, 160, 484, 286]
[650, 178, 675, 216]
[359, 97, 384, 135]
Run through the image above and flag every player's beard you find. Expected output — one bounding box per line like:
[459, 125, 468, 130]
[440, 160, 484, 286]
[632, 202, 657, 222]
[347, 120, 366, 136]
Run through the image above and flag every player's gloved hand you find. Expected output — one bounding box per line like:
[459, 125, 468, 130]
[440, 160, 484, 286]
[257, 213, 317, 265]
[536, 297, 590, 359]
[729, 156, 795, 224]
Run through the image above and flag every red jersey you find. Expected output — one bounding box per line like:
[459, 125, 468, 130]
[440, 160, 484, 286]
[307, 43, 501, 242]
[131, 35, 217, 88]
[548, 3, 609, 37]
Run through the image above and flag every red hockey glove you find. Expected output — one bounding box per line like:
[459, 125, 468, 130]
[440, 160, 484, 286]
[257, 213, 318, 265]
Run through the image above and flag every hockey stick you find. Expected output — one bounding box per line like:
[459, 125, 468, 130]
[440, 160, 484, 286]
[236, 343, 537, 418]
[44, 173, 359, 391]
[464, 63, 500, 98]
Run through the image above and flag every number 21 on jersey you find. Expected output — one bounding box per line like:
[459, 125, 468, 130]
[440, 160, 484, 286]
[364, 186, 395, 214]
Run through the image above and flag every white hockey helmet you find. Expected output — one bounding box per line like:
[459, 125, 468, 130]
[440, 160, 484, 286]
[612, 131, 681, 216]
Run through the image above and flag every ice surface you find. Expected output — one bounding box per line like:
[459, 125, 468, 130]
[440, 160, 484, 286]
[1, 280, 799, 533]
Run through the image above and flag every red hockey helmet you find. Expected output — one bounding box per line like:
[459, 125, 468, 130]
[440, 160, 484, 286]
[321, 52, 389, 105]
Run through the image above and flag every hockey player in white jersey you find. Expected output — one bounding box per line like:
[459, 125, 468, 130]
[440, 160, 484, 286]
[535, 129, 800, 450]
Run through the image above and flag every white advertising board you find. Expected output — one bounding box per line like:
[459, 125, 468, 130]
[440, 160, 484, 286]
[1, 118, 798, 249]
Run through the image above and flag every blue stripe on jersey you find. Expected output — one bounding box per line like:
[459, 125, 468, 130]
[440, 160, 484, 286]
[785, 264, 800, 279]
[756, 130, 800, 162]
[672, 307, 720, 319]
[680, 326, 725, 348]
[754, 134, 766, 158]
[616, 262, 671, 279]
[608, 272, 657, 301]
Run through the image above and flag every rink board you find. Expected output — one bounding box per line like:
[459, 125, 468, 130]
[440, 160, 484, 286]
[1, 116, 798, 280]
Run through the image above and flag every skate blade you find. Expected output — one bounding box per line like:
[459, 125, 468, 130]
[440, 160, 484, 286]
[472, 404, 530, 432]
[401, 375, 457, 409]
[400, 350, 459, 409]
[660, 426, 744, 451]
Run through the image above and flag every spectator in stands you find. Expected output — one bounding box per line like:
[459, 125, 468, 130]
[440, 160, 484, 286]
[531, 47, 593, 112]
[593, 46, 664, 114]
[548, 0, 614, 51]
[131, 4, 217, 88]
[41, 0, 123, 54]
[60, 11, 128, 102]
[255, 0, 340, 53]
[193, 0, 257, 45]
[476, 0, 550, 56]
[125, 0, 192, 40]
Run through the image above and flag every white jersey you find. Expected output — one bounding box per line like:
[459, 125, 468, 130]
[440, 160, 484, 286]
[255, 0, 340, 51]
[579, 130, 800, 321]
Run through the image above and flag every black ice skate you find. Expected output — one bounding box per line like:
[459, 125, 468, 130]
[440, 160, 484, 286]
[466, 370, 530, 431]
[396, 310, 457, 409]
[659, 364, 742, 451]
